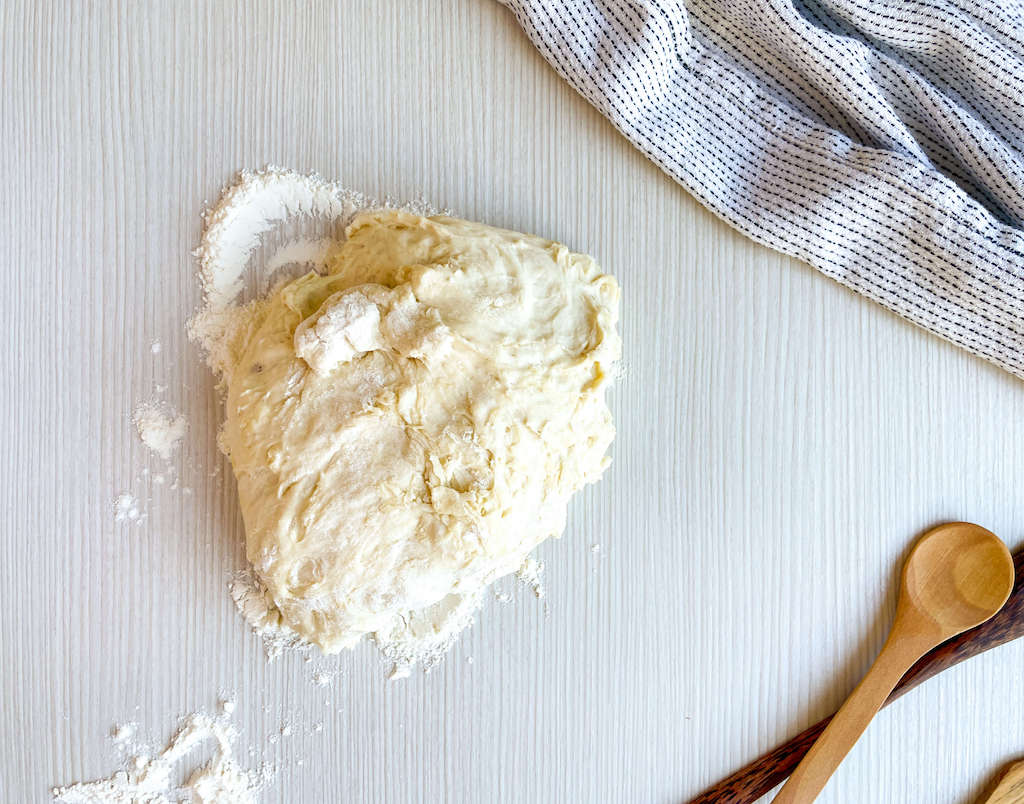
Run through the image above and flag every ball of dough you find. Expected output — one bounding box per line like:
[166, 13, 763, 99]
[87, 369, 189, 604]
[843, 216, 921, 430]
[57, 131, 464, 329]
[221, 211, 621, 654]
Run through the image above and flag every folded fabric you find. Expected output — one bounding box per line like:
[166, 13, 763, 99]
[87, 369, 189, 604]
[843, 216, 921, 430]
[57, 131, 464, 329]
[501, 0, 1024, 379]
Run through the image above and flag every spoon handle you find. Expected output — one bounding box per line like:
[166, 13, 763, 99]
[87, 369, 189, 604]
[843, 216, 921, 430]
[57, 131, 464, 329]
[687, 547, 1024, 804]
[771, 632, 932, 803]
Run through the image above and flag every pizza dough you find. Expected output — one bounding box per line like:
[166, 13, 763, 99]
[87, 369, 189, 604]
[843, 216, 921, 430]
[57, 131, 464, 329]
[220, 210, 621, 656]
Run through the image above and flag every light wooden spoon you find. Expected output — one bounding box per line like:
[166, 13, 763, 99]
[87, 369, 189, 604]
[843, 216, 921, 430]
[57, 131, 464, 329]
[977, 759, 1024, 804]
[773, 522, 1015, 804]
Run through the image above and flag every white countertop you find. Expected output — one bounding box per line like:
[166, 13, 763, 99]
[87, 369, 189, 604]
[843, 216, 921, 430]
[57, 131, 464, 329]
[2, 2, 1023, 801]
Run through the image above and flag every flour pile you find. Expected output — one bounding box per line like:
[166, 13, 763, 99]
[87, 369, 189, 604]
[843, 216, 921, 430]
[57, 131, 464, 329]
[133, 401, 187, 461]
[113, 493, 141, 524]
[191, 168, 621, 675]
[52, 708, 268, 803]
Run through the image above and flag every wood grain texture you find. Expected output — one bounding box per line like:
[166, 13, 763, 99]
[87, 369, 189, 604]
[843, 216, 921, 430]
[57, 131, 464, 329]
[2, 2, 1024, 803]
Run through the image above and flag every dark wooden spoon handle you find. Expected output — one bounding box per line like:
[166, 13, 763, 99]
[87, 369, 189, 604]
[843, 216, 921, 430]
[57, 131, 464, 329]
[687, 547, 1024, 804]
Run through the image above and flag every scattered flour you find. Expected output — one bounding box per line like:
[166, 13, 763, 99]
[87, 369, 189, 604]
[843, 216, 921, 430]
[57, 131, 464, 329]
[194, 168, 364, 313]
[113, 493, 141, 524]
[376, 591, 484, 680]
[112, 724, 135, 744]
[133, 402, 187, 461]
[188, 167, 371, 381]
[517, 557, 546, 599]
[52, 710, 270, 803]
[263, 237, 338, 277]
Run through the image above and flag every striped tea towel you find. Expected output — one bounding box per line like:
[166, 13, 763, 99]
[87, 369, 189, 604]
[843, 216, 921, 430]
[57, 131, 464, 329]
[500, 0, 1024, 379]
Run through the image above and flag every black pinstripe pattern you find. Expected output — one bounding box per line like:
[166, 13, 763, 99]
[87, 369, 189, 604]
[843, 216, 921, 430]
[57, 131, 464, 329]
[501, 0, 1024, 378]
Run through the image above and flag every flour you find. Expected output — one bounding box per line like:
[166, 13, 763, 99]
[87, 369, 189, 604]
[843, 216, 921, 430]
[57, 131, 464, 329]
[263, 237, 338, 277]
[113, 493, 141, 524]
[133, 402, 187, 460]
[52, 709, 270, 803]
[228, 570, 309, 660]
[517, 557, 546, 598]
[195, 168, 366, 312]
[112, 724, 136, 743]
[375, 590, 484, 680]
[188, 167, 371, 381]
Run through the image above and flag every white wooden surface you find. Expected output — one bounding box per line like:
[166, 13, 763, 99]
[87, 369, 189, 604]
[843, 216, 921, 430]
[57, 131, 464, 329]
[2, 2, 1023, 802]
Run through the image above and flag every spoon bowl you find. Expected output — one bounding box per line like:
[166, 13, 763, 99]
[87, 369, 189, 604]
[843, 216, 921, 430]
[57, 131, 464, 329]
[901, 523, 1015, 634]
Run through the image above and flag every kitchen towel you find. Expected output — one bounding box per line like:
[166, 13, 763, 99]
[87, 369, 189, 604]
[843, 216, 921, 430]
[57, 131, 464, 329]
[500, 0, 1024, 379]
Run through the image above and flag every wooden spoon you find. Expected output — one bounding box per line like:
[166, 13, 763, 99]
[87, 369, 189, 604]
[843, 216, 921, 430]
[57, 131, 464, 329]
[772, 522, 1015, 804]
[977, 759, 1024, 804]
[688, 539, 1024, 804]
